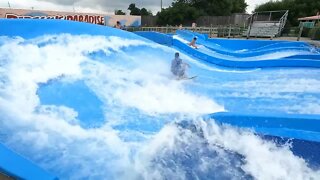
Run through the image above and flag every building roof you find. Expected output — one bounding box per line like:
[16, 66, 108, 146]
[298, 15, 320, 21]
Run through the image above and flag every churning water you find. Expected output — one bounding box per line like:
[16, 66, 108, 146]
[0, 34, 320, 179]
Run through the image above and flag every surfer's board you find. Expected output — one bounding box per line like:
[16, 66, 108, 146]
[178, 76, 197, 80]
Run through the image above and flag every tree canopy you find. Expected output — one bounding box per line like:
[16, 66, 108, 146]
[254, 0, 320, 26]
[114, 10, 126, 15]
[157, 0, 248, 25]
[128, 3, 153, 16]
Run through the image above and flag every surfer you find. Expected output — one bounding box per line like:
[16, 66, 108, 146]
[171, 52, 191, 79]
[189, 37, 198, 49]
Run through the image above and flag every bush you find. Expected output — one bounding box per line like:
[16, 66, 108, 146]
[308, 28, 320, 40]
[302, 27, 311, 37]
[282, 27, 299, 37]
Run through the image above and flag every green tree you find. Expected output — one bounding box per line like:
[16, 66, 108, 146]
[114, 10, 126, 15]
[231, 0, 248, 13]
[157, 2, 204, 25]
[140, 8, 152, 16]
[156, 0, 248, 25]
[174, 0, 247, 15]
[128, 3, 141, 15]
[255, 0, 320, 26]
[203, 0, 233, 16]
[128, 3, 153, 16]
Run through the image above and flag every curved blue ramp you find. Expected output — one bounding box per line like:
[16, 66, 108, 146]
[173, 39, 320, 68]
[1, 19, 320, 179]
[0, 144, 57, 180]
[176, 30, 312, 53]
[0, 19, 143, 40]
[136, 31, 320, 68]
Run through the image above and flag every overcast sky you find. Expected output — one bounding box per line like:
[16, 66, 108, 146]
[1, 0, 269, 14]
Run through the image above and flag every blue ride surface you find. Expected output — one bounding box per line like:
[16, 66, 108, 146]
[0, 143, 57, 180]
[1, 19, 320, 179]
[136, 30, 320, 68]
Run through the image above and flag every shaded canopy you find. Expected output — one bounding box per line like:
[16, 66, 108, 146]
[298, 15, 320, 21]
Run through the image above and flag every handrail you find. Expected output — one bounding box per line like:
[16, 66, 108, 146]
[277, 10, 289, 36]
[252, 10, 289, 13]
[128, 26, 247, 38]
[246, 10, 289, 37]
[252, 21, 281, 23]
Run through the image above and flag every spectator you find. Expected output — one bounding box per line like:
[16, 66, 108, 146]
[192, 22, 197, 31]
[115, 21, 122, 29]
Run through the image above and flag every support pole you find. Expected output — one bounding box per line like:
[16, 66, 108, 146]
[247, 14, 253, 39]
[269, 12, 272, 21]
[297, 24, 304, 41]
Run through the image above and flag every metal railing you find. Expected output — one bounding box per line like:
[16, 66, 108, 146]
[246, 10, 289, 37]
[278, 10, 289, 36]
[126, 26, 247, 38]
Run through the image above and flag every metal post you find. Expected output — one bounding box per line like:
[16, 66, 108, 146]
[247, 13, 255, 39]
[269, 12, 272, 21]
[228, 25, 231, 38]
[223, 26, 225, 37]
[297, 24, 304, 41]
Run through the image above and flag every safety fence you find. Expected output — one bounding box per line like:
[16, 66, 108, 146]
[126, 26, 248, 38]
[282, 26, 320, 40]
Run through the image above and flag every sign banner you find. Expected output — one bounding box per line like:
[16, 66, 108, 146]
[0, 8, 141, 27]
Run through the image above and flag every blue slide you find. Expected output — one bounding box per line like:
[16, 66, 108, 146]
[1, 19, 320, 179]
[136, 30, 320, 68]
[0, 144, 57, 179]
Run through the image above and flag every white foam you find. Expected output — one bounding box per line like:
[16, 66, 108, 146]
[83, 55, 223, 115]
[202, 120, 320, 180]
[135, 119, 320, 180]
[172, 35, 190, 44]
